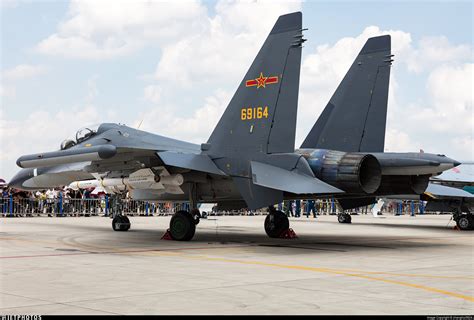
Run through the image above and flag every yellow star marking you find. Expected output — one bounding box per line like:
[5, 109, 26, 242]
[256, 72, 268, 88]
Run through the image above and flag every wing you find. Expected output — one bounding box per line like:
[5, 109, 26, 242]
[157, 151, 226, 176]
[424, 183, 474, 199]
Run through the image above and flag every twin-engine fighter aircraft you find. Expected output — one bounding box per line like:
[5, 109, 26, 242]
[10, 12, 460, 240]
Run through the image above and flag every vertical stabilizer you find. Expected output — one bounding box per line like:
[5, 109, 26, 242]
[205, 12, 304, 210]
[301, 35, 392, 152]
[207, 12, 303, 176]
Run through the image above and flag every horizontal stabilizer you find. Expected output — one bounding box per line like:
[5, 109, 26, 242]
[425, 183, 474, 198]
[251, 161, 343, 194]
[157, 151, 226, 176]
[17, 145, 117, 168]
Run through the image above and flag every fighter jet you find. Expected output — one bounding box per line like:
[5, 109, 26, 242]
[298, 31, 471, 229]
[422, 164, 474, 229]
[10, 12, 460, 240]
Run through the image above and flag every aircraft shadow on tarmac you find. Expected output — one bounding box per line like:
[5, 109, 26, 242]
[18, 219, 466, 255]
[27, 219, 463, 255]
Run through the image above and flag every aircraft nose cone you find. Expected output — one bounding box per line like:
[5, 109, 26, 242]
[445, 157, 461, 167]
[9, 169, 34, 190]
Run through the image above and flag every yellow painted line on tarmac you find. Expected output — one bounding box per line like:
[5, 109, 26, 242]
[0, 236, 60, 245]
[2, 236, 473, 301]
[327, 269, 474, 280]
[151, 253, 474, 303]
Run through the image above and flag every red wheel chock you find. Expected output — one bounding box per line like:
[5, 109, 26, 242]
[279, 228, 298, 239]
[161, 229, 173, 240]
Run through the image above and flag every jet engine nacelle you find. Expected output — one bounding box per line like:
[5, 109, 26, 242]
[301, 149, 382, 194]
[375, 174, 430, 195]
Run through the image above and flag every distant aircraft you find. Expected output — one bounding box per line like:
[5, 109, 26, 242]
[9, 12, 460, 240]
[368, 168, 474, 229]
[422, 164, 474, 229]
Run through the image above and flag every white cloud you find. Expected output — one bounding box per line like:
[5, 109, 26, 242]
[86, 74, 99, 102]
[143, 85, 162, 104]
[0, 104, 119, 181]
[155, 1, 302, 86]
[0, 0, 20, 9]
[36, 0, 208, 59]
[1, 64, 47, 101]
[405, 36, 472, 73]
[426, 63, 473, 115]
[137, 89, 231, 144]
[387, 63, 473, 158]
[384, 128, 421, 153]
[450, 136, 474, 161]
[0, 84, 16, 98]
[2, 64, 47, 80]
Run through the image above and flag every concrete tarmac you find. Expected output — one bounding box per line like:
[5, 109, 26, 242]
[0, 214, 473, 315]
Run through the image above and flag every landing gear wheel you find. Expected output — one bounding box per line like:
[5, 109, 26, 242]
[456, 215, 473, 230]
[190, 209, 201, 225]
[112, 215, 130, 231]
[265, 210, 290, 238]
[338, 213, 352, 224]
[169, 210, 196, 241]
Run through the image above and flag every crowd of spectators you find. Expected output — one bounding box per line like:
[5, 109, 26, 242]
[0, 179, 424, 217]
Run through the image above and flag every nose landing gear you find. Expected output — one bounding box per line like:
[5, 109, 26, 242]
[110, 193, 131, 231]
[112, 215, 131, 231]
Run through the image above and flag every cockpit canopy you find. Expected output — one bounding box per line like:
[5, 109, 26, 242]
[60, 139, 76, 150]
[76, 126, 97, 143]
[60, 124, 101, 150]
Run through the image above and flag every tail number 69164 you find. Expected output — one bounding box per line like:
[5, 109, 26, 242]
[241, 106, 269, 121]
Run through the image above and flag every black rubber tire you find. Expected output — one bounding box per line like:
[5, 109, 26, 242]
[122, 215, 131, 231]
[264, 210, 290, 238]
[170, 211, 196, 241]
[345, 214, 352, 224]
[456, 215, 473, 231]
[112, 215, 130, 231]
[338, 214, 346, 223]
[338, 213, 352, 224]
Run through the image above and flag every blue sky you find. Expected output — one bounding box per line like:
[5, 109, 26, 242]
[1, 0, 473, 180]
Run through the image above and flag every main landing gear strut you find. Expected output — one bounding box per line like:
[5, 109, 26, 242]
[167, 183, 200, 241]
[110, 193, 131, 231]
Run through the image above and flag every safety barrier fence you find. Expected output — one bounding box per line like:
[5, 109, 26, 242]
[0, 197, 252, 217]
[1, 197, 187, 217]
[0, 197, 431, 218]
